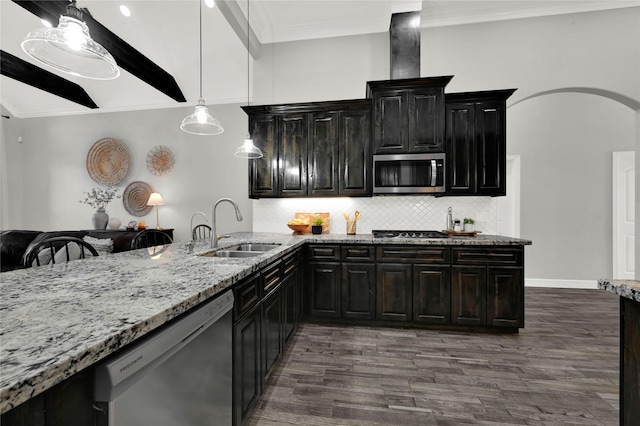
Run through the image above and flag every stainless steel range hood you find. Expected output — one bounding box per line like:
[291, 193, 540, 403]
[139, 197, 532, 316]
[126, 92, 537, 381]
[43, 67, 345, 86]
[389, 11, 421, 79]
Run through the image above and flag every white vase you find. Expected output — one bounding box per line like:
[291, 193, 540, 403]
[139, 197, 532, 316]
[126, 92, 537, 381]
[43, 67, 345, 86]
[92, 209, 109, 230]
[107, 218, 121, 230]
[464, 223, 474, 232]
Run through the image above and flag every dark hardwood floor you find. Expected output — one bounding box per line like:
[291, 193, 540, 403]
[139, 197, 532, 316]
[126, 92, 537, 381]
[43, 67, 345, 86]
[247, 288, 620, 425]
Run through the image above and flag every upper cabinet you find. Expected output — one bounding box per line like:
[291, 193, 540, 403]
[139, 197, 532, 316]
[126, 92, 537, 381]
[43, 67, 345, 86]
[366, 76, 453, 154]
[243, 99, 372, 199]
[445, 89, 516, 196]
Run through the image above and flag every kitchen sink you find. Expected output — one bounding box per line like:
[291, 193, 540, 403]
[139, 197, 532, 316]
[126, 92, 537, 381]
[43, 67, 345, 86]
[229, 244, 280, 252]
[207, 250, 263, 258]
[199, 243, 281, 258]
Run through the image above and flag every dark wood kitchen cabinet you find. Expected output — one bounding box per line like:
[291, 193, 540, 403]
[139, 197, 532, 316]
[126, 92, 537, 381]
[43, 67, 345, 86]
[243, 99, 372, 198]
[307, 261, 341, 318]
[445, 89, 516, 196]
[413, 265, 451, 325]
[366, 76, 453, 154]
[233, 302, 262, 426]
[341, 246, 376, 320]
[451, 246, 524, 329]
[376, 263, 413, 321]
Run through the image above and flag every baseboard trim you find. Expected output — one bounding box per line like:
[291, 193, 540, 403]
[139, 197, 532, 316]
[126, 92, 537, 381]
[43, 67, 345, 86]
[525, 278, 598, 289]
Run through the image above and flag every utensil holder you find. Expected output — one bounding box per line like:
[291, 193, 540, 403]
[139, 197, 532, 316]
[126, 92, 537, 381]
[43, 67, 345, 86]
[347, 220, 356, 235]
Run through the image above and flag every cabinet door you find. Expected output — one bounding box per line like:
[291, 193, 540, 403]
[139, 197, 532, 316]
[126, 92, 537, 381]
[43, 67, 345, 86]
[372, 90, 407, 154]
[476, 101, 506, 196]
[341, 263, 376, 320]
[307, 262, 341, 318]
[376, 263, 412, 321]
[445, 102, 475, 194]
[233, 304, 261, 426]
[280, 113, 308, 196]
[309, 112, 339, 196]
[408, 88, 445, 152]
[451, 266, 486, 326]
[249, 114, 279, 198]
[339, 108, 371, 196]
[486, 267, 523, 328]
[261, 287, 282, 383]
[413, 265, 451, 324]
[282, 274, 297, 342]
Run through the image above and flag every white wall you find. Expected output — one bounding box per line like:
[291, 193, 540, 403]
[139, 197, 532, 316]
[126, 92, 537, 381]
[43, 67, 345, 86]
[0, 104, 253, 243]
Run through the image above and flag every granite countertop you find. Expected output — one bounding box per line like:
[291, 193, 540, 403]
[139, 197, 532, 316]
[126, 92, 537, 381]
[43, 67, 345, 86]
[598, 279, 640, 302]
[0, 232, 531, 414]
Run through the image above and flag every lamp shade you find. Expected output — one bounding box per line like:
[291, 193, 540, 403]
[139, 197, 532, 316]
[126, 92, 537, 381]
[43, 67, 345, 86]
[147, 192, 165, 206]
[180, 99, 224, 135]
[234, 135, 263, 159]
[21, 9, 119, 80]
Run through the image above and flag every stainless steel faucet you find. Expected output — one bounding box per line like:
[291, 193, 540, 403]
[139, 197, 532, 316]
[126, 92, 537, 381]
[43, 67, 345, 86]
[211, 198, 243, 248]
[190, 211, 208, 242]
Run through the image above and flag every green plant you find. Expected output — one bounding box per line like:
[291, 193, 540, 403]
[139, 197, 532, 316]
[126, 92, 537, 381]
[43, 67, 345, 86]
[312, 216, 324, 226]
[80, 186, 121, 210]
[463, 217, 475, 225]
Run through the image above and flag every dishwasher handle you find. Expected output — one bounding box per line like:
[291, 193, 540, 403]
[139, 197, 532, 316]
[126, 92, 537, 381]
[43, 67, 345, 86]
[94, 291, 234, 402]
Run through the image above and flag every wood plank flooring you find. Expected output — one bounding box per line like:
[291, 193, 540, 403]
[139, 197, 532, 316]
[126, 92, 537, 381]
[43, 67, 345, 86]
[247, 288, 620, 425]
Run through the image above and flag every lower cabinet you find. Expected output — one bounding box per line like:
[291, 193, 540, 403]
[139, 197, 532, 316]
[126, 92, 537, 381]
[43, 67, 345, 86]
[305, 244, 524, 332]
[233, 303, 262, 426]
[341, 263, 376, 319]
[413, 265, 451, 324]
[233, 249, 303, 426]
[376, 263, 412, 321]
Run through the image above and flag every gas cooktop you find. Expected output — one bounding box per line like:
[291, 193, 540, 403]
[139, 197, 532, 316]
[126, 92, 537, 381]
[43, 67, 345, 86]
[372, 230, 449, 239]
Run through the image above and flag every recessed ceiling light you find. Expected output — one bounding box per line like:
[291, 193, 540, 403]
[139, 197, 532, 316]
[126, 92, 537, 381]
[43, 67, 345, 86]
[120, 5, 131, 17]
[204, 0, 215, 9]
[40, 19, 52, 28]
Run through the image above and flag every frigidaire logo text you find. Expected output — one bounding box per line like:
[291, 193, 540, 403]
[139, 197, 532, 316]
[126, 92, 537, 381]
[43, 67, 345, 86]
[120, 355, 143, 373]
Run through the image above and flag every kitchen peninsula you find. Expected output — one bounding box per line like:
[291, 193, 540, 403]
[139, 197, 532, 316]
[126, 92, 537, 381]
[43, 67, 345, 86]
[598, 279, 640, 425]
[1, 232, 531, 425]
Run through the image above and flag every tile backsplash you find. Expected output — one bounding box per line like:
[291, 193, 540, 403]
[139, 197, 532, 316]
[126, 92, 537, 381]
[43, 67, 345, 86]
[253, 196, 498, 235]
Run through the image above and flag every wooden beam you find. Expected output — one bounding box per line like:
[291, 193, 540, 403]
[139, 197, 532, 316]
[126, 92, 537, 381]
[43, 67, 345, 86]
[1, 50, 98, 109]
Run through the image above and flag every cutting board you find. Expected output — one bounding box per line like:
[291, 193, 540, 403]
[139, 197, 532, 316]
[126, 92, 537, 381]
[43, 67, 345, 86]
[294, 212, 330, 234]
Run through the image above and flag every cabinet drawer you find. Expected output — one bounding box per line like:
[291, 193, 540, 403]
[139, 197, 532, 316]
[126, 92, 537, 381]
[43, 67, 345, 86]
[376, 246, 449, 264]
[282, 250, 300, 278]
[308, 245, 340, 261]
[452, 247, 522, 266]
[262, 260, 282, 296]
[341, 246, 375, 262]
[234, 273, 260, 319]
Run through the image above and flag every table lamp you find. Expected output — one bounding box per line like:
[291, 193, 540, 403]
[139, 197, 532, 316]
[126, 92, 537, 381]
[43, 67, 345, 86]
[147, 192, 165, 229]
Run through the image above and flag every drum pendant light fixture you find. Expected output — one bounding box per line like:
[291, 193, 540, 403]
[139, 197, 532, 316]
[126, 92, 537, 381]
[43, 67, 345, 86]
[21, 0, 119, 80]
[180, 0, 224, 136]
[234, 0, 263, 158]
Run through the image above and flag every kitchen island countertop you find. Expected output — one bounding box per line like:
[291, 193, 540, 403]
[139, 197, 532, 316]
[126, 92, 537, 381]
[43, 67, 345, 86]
[0, 232, 531, 414]
[598, 278, 640, 302]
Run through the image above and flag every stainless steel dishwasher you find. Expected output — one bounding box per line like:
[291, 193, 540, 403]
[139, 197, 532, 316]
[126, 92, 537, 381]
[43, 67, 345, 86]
[94, 290, 234, 425]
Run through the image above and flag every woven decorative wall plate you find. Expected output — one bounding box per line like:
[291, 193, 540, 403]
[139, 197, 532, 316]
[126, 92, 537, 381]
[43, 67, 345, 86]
[146, 146, 174, 176]
[123, 181, 154, 217]
[86, 138, 130, 185]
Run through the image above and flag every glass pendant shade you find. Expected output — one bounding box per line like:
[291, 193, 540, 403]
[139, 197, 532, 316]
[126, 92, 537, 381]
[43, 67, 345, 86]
[21, 14, 119, 80]
[180, 99, 224, 135]
[234, 134, 263, 158]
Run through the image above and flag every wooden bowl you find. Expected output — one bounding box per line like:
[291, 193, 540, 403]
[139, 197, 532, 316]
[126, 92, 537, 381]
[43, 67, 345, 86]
[287, 224, 309, 235]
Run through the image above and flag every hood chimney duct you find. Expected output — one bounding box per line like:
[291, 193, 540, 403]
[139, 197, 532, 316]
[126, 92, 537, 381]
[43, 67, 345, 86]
[389, 11, 421, 79]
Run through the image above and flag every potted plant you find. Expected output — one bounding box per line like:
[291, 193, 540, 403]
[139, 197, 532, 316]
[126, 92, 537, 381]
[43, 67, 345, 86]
[311, 216, 324, 235]
[463, 217, 475, 232]
[80, 186, 121, 230]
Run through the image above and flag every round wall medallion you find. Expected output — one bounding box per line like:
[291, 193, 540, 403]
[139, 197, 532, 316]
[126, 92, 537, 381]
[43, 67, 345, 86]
[86, 138, 130, 185]
[146, 146, 174, 176]
[122, 181, 154, 217]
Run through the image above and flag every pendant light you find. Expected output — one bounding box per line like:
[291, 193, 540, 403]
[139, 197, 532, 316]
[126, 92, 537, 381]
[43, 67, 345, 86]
[21, 0, 119, 80]
[180, 0, 224, 136]
[234, 0, 263, 158]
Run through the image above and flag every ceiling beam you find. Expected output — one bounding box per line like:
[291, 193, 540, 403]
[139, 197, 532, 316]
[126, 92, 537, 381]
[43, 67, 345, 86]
[1, 50, 98, 109]
[12, 0, 187, 103]
[216, 0, 261, 59]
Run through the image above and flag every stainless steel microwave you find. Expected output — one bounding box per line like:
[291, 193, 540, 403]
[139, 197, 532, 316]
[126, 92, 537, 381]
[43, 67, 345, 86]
[373, 153, 446, 194]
